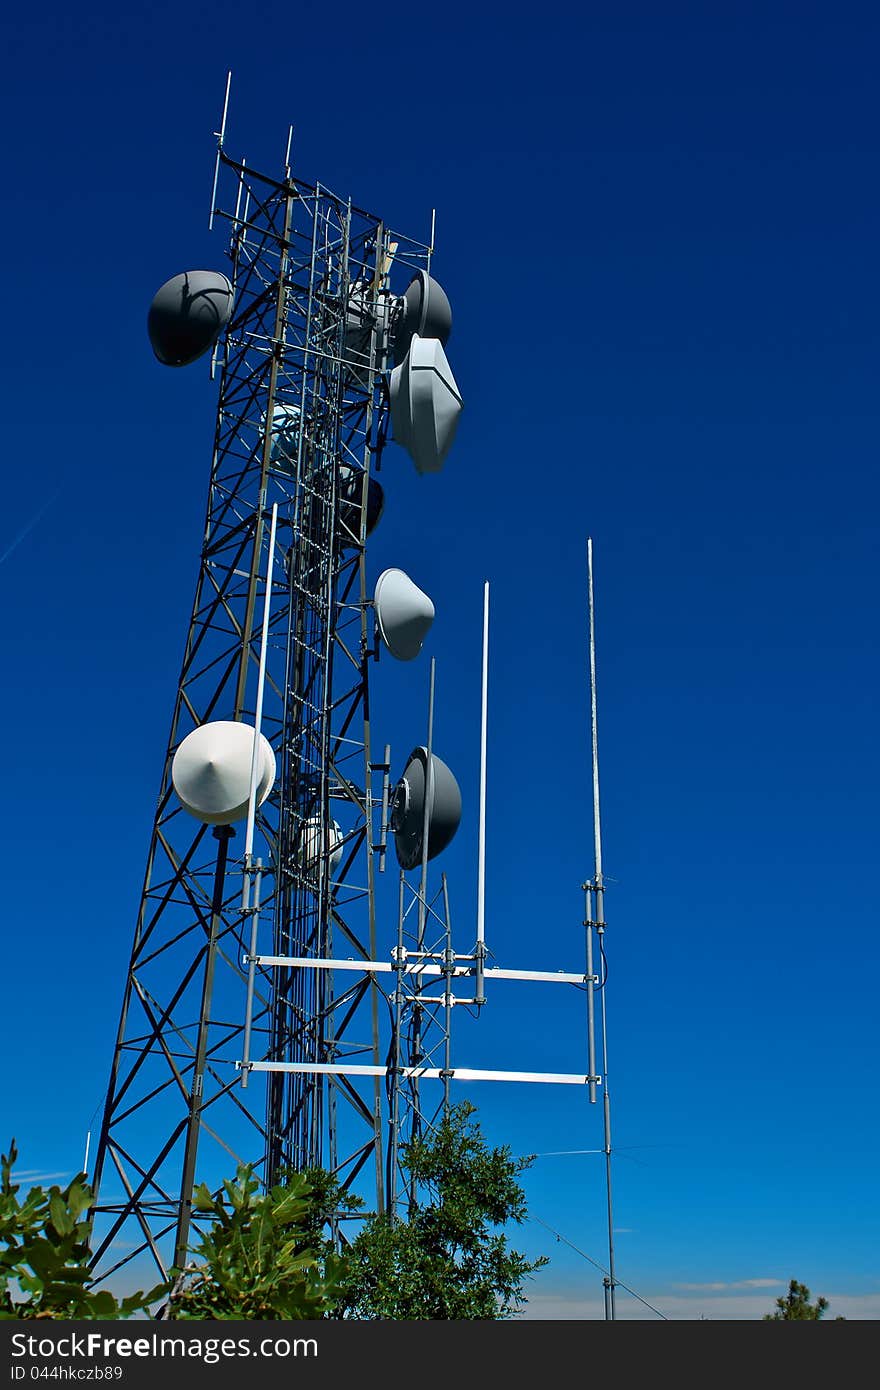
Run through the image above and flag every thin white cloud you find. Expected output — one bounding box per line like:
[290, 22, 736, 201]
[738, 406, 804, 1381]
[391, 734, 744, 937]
[14, 1170, 71, 1183]
[521, 1288, 880, 1320]
[675, 1279, 783, 1291]
[0, 492, 62, 568]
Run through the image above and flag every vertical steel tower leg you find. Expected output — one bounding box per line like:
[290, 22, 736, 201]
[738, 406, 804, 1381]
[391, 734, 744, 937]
[174, 824, 234, 1268]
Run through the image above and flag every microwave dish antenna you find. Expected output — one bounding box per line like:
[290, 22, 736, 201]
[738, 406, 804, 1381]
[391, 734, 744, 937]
[147, 270, 234, 367]
[297, 816, 344, 873]
[388, 333, 463, 474]
[391, 745, 462, 870]
[171, 720, 276, 825]
[374, 568, 435, 661]
[392, 270, 452, 364]
[336, 465, 385, 545]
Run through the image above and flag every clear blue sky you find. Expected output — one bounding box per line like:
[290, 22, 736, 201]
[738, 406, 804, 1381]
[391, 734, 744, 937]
[3, 1, 878, 1320]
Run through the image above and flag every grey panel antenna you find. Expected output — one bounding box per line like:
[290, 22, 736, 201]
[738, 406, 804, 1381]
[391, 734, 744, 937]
[391, 746, 462, 870]
[393, 271, 452, 364]
[389, 334, 463, 474]
[374, 568, 435, 660]
[148, 270, 234, 367]
[345, 281, 386, 385]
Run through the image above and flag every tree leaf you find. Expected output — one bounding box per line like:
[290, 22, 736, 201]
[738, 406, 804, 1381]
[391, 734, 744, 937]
[48, 1193, 74, 1238]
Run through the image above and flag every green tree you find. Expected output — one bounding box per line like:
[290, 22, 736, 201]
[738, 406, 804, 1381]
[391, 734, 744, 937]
[338, 1101, 547, 1319]
[1, 1140, 167, 1319]
[165, 1163, 347, 1320]
[762, 1279, 844, 1320]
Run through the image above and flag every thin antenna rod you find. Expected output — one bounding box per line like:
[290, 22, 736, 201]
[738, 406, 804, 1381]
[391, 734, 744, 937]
[475, 581, 489, 1005]
[244, 503, 278, 863]
[239, 503, 278, 1089]
[588, 538, 602, 886]
[587, 535, 616, 1321]
[208, 70, 232, 230]
[417, 658, 436, 946]
[585, 885, 597, 1104]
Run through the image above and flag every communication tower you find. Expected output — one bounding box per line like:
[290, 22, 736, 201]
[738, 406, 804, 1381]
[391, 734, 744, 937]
[90, 81, 613, 1307]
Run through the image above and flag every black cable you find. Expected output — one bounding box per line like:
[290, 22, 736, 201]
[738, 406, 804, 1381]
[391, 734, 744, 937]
[530, 1215, 668, 1320]
[594, 935, 609, 991]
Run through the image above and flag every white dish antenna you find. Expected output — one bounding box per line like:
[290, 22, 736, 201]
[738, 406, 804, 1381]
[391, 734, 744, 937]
[172, 721, 276, 825]
[268, 403, 302, 467]
[374, 568, 435, 661]
[389, 334, 463, 474]
[297, 817, 344, 874]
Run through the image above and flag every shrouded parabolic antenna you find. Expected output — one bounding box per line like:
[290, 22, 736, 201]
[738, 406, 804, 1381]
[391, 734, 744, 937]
[297, 817, 344, 873]
[280, 463, 384, 553]
[147, 270, 234, 367]
[171, 720, 275, 825]
[388, 334, 463, 474]
[393, 271, 452, 364]
[337, 465, 385, 545]
[391, 746, 462, 870]
[268, 403, 302, 466]
[374, 568, 435, 661]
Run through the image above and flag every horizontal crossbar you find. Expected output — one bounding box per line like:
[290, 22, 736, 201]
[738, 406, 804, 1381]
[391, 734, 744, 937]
[254, 955, 589, 986]
[241, 1061, 598, 1086]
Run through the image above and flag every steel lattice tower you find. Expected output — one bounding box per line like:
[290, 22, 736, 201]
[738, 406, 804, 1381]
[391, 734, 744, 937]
[90, 99, 609, 1307]
[89, 127, 436, 1281]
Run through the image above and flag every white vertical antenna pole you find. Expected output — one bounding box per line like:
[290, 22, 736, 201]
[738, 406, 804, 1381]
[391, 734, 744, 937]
[232, 158, 245, 228]
[588, 536, 616, 1321]
[209, 70, 232, 231]
[240, 504, 278, 1088]
[588, 538, 603, 886]
[240, 856, 263, 1088]
[417, 658, 436, 946]
[245, 503, 279, 863]
[475, 581, 490, 1005]
[585, 885, 597, 1105]
[82, 1130, 91, 1181]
